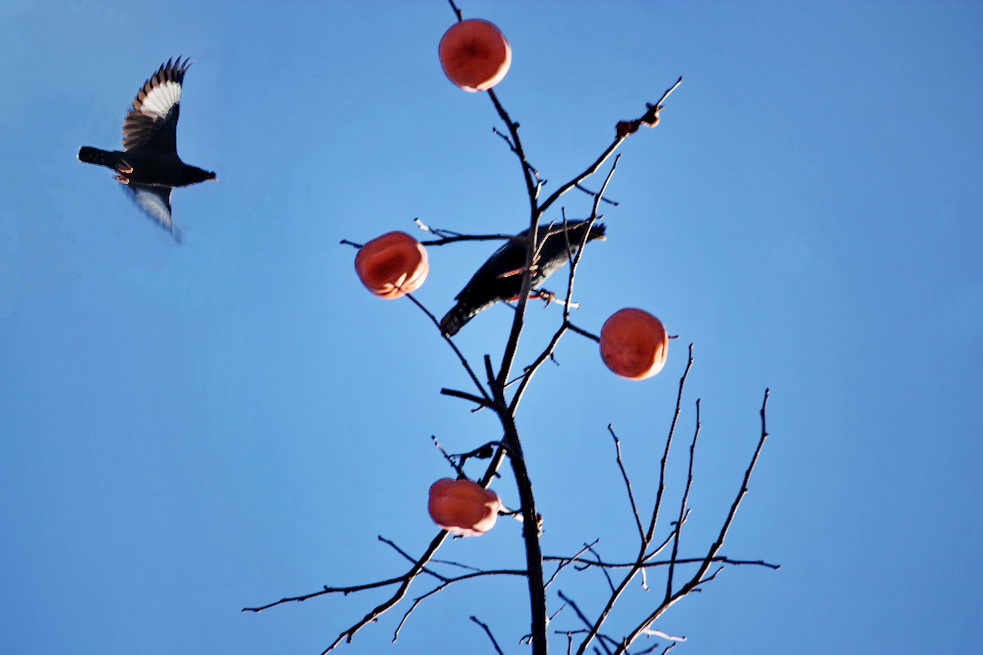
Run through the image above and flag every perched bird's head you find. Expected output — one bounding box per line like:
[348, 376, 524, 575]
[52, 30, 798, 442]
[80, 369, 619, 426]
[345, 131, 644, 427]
[564, 220, 606, 245]
[587, 221, 607, 242]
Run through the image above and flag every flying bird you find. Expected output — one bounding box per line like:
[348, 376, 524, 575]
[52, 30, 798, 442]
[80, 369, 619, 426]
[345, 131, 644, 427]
[440, 219, 607, 336]
[78, 57, 215, 240]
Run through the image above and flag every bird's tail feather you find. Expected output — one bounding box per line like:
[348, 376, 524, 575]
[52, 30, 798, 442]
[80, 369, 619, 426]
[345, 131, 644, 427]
[78, 146, 115, 167]
[439, 303, 475, 337]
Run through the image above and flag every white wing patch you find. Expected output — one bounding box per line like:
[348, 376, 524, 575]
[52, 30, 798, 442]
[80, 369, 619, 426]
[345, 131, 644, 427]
[122, 183, 180, 241]
[136, 80, 182, 119]
[122, 57, 191, 151]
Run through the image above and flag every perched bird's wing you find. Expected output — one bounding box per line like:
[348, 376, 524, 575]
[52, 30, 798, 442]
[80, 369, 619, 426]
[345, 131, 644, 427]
[440, 221, 606, 336]
[122, 57, 191, 154]
[453, 239, 526, 301]
[122, 183, 179, 241]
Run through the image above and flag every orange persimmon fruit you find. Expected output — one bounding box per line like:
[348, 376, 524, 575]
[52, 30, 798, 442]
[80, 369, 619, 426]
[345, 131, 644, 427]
[599, 308, 669, 380]
[354, 231, 429, 299]
[428, 478, 502, 537]
[438, 19, 511, 92]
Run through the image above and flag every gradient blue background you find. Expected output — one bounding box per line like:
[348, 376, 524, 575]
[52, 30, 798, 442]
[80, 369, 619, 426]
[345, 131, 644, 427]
[2, 1, 980, 654]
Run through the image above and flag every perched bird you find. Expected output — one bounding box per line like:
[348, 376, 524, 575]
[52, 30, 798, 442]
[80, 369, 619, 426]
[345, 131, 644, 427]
[440, 219, 606, 336]
[78, 57, 215, 240]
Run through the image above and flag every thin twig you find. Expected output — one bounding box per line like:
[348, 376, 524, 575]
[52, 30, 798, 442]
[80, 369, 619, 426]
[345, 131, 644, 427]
[557, 591, 614, 655]
[646, 343, 695, 542]
[575, 183, 619, 206]
[575, 345, 695, 655]
[379, 536, 448, 582]
[393, 569, 528, 642]
[566, 322, 601, 342]
[666, 399, 701, 601]
[440, 387, 492, 410]
[587, 544, 616, 595]
[447, 0, 462, 22]
[608, 424, 644, 542]
[392, 569, 527, 639]
[242, 574, 410, 613]
[404, 292, 492, 406]
[555, 554, 777, 571]
[540, 78, 682, 215]
[420, 233, 520, 246]
[610, 389, 773, 655]
[545, 540, 599, 589]
[471, 616, 506, 655]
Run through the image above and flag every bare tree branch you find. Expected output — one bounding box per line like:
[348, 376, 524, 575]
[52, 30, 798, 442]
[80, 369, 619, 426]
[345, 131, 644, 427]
[507, 157, 619, 414]
[557, 591, 615, 655]
[471, 615, 506, 655]
[573, 345, 696, 655]
[551, 554, 778, 571]
[665, 399, 701, 601]
[610, 389, 773, 655]
[546, 540, 600, 589]
[392, 568, 527, 642]
[404, 292, 493, 406]
[539, 78, 682, 215]
[608, 424, 644, 542]
[447, 0, 463, 22]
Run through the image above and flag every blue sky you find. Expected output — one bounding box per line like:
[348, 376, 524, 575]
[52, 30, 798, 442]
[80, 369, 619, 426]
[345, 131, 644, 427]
[2, 1, 981, 654]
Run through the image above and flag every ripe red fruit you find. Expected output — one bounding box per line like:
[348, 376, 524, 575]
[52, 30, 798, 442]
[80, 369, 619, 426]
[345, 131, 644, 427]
[354, 231, 429, 299]
[428, 478, 502, 537]
[599, 308, 669, 380]
[439, 19, 512, 92]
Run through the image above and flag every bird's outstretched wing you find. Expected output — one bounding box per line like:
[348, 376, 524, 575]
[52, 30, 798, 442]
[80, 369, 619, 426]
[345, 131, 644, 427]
[121, 183, 180, 242]
[122, 57, 191, 154]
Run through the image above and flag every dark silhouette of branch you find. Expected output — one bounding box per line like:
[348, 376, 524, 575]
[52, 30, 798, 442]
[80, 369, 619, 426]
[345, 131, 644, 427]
[403, 292, 493, 406]
[507, 157, 619, 414]
[608, 424, 644, 542]
[587, 544, 617, 595]
[573, 345, 696, 654]
[495, 398, 549, 655]
[666, 399, 701, 601]
[471, 615, 506, 655]
[447, 0, 463, 23]
[545, 540, 599, 589]
[440, 387, 492, 410]
[546, 554, 780, 571]
[413, 217, 521, 246]
[609, 389, 773, 655]
[565, 322, 600, 342]
[393, 568, 528, 642]
[539, 77, 683, 216]
[557, 591, 615, 655]
[647, 343, 696, 544]
[574, 183, 619, 206]
[420, 233, 520, 246]
[241, 574, 412, 613]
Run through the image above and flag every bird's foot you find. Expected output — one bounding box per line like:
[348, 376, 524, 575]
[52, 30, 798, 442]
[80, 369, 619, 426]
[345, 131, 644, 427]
[114, 174, 130, 185]
[115, 160, 133, 174]
[530, 289, 556, 306]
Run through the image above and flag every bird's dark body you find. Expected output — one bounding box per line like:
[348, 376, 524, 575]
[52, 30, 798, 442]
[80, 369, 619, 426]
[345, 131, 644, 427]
[440, 220, 606, 336]
[78, 146, 213, 188]
[78, 57, 214, 238]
